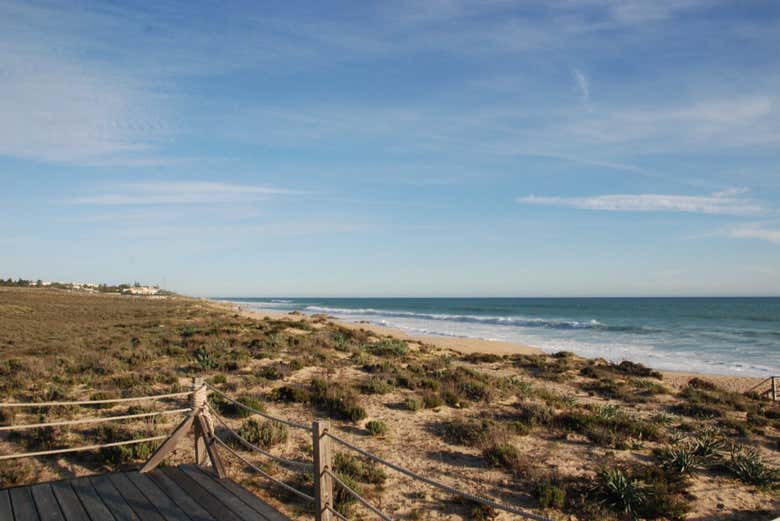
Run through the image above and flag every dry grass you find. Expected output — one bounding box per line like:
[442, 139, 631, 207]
[0, 286, 778, 520]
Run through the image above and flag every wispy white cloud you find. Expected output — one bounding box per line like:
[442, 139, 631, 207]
[70, 181, 303, 205]
[518, 188, 766, 215]
[726, 223, 780, 244]
[572, 68, 591, 108]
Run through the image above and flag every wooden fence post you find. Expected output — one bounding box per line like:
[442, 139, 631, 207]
[192, 378, 208, 465]
[313, 420, 333, 521]
[773, 376, 777, 402]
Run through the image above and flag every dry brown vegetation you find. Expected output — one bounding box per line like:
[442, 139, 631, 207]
[0, 287, 778, 520]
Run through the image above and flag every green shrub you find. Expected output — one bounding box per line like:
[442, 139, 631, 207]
[310, 378, 367, 422]
[270, 385, 311, 403]
[365, 420, 389, 438]
[333, 473, 361, 516]
[404, 396, 423, 411]
[482, 443, 521, 471]
[209, 394, 264, 418]
[237, 418, 288, 449]
[210, 374, 227, 384]
[334, 452, 387, 485]
[359, 378, 393, 395]
[535, 479, 566, 509]
[439, 418, 503, 448]
[366, 339, 408, 357]
[422, 392, 444, 409]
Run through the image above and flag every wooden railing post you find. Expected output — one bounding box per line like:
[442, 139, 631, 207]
[773, 376, 777, 401]
[313, 420, 333, 521]
[192, 377, 208, 465]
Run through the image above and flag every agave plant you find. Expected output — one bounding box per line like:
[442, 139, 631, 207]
[657, 445, 701, 475]
[727, 445, 779, 487]
[690, 428, 725, 464]
[593, 468, 647, 518]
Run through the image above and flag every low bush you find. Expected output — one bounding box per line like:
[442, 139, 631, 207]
[404, 396, 423, 411]
[237, 418, 288, 449]
[365, 420, 389, 438]
[359, 378, 393, 395]
[270, 385, 311, 404]
[482, 443, 521, 471]
[535, 479, 566, 509]
[438, 418, 503, 448]
[422, 392, 443, 409]
[310, 378, 367, 422]
[209, 394, 264, 418]
[334, 452, 387, 485]
[366, 339, 409, 357]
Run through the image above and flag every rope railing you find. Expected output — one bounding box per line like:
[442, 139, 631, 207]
[0, 389, 192, 462]
[0, 408, 192, 432]
[0, 435, 168, 461]
[325, 469, 392, 521]
[205, 383, 310, 430]
[207, 404, 314, 472]
[0, 390, 193, 408]
[213, 436, 316, 503]
[325, 431, 553, 521]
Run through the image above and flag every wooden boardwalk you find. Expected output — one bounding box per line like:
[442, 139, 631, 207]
[0, 465, 290, 521]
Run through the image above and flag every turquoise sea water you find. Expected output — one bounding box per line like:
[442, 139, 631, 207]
[219, 297, 780, 377]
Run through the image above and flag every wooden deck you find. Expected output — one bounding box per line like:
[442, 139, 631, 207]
[0, 465, 291, 521]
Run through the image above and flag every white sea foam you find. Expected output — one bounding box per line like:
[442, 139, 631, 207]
[220, 299, 780, 377]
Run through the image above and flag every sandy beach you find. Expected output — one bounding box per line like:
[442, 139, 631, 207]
[220, 299, 769, 395]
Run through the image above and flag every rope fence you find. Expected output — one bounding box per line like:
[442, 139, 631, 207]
[0, 435, 168, 461]
[0, 390, 193, 408]
[0, 408, 192, 432]
[325, 469, 392, 521]
[205, 383, 310, 430]
[325, 431, 553, 521]
[214, 437, 316, 503]
[207, 403, 314, 472]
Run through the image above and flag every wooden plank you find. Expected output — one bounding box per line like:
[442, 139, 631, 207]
[185, 467, 288, 521]
[159, 468, 243, 521]
[10, 487, 40, 521]
[50, 481, 90, 521]
[90, 475, 139, 521]
[30, 484, 65, 521]
[178, 467, 266, 521]
[0, 490, 14, 521]
[147, 470, 215, 521]
[140, 415, 194, 474]
[70, 478, 115, 521]
[124, 472, 190, 521]
[105, 473, 164, 521]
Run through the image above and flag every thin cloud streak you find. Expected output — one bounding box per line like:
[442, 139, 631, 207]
[518, 189, 767, 216]
[70, 181, 304, 205]
[727, 223, 780, 244]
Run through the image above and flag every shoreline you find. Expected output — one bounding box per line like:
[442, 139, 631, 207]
[212, 299, 768, 394]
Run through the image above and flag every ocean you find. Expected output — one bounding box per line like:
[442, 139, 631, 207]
[218, 297, 780, 377]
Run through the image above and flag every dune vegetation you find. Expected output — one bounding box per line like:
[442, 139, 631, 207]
[0, 287, 778, 520]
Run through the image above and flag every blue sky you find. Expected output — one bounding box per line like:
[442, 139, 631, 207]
[2, 0, 779, 297]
